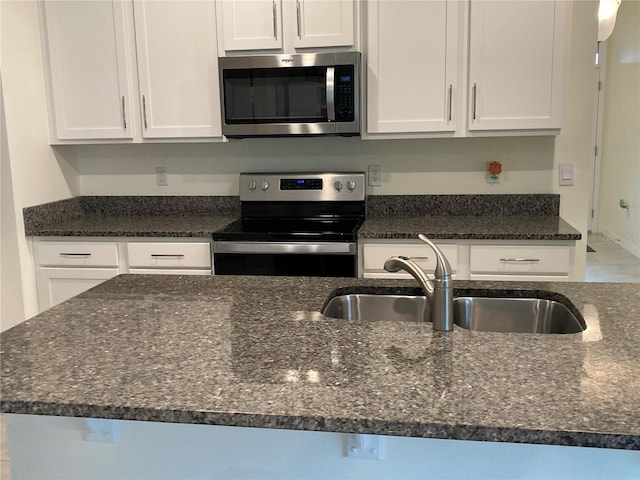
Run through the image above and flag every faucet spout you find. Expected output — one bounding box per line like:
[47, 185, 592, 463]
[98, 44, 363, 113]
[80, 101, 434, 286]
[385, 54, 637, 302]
[383, 235, 454, 331]
[383, 256, 434, 304]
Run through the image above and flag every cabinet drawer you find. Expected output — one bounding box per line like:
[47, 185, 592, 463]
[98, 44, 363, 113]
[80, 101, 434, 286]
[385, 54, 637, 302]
[127, 242, 211, 269]
[36, 241, 119, 267]
[363, 243, 458, 273]
[469, 245, 570, 275]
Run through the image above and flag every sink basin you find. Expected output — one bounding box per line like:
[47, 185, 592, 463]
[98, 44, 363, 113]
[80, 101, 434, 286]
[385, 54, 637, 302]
[321, 293, 586, 334]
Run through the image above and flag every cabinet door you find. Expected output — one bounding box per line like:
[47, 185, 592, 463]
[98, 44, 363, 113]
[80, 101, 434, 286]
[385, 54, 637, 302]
[468, 0, 565, 131]
[36, 268, 119, 311]
[218, 0, 282, 52]
[294, 0, 354, 49]
[366, 0, 461, 134]
[133, 0, 222, 138]
[41, 0, 134, 140]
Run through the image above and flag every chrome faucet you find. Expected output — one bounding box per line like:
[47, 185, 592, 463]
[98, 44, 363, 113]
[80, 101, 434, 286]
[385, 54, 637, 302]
[383, 234, 454, 331]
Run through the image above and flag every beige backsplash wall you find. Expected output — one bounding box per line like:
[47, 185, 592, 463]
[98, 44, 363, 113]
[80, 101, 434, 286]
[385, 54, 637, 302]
[65, 135, 555, 196]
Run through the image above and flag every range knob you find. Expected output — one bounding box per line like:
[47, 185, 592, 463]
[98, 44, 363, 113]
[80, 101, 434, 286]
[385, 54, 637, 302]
[334, 180, 343, 192]
[261, 180, 269, 191]
[347, 180, 356, 191]
[248, 180, 257, 191]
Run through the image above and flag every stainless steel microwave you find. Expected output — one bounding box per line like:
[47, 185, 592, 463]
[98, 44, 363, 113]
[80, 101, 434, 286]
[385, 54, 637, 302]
[218, 52, 360, 137]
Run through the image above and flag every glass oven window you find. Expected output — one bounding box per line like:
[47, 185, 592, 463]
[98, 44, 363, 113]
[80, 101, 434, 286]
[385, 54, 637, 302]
[223, 67, 327, 124]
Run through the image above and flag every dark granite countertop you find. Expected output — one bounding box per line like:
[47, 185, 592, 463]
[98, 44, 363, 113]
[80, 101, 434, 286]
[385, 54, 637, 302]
[23, 194, 581, 241]
[359, 216, 582, 240]
[23, 196, 240, 238]
[2, 275, 638, 450]
[27, 215, 236, 238]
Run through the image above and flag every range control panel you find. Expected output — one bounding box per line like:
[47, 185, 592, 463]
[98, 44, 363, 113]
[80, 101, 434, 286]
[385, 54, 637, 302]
[239, 172, 365, 202]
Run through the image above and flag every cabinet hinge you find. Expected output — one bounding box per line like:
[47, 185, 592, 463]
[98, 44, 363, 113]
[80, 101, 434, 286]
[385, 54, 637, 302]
[591, 209, 595, 218]
[598, 80, 602, 91]
[595, 145, 598, 156]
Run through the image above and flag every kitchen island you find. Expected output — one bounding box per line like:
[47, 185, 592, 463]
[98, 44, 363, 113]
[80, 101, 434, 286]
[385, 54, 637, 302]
[2, 274, 639, 477]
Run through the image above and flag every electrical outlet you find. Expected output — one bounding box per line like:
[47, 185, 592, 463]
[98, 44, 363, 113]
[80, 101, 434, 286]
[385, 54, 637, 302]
[84, 419, 120, 443]
[156, 166, 168, 186]
[345, 434, 385, 460]
[368, 165, 382, 186]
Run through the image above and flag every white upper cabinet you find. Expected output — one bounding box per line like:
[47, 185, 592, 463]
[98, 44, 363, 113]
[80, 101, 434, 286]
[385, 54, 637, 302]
[293, 0, 354, 49]
[133, 0, 222, 138]
[366, 0, 462, 135]
[40, 1, 134, 140]
[467, 0, 566, 132]
[40, 0, 223, 143]
[217, 0, 356, 54]
[218, 0, 283, 51]
[364, 0, 567, 138]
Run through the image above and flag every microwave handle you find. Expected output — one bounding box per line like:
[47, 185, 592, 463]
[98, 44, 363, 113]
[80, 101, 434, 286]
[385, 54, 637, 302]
[326, 67, 335, 122]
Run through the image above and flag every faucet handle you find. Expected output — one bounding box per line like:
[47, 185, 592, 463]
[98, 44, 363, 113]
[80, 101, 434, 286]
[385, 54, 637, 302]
[417, 234, 452, 279]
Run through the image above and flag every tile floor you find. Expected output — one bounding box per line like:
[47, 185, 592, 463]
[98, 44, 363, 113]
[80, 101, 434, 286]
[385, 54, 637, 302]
[0, 234, 636, 480]
[585, 233, 640, 283]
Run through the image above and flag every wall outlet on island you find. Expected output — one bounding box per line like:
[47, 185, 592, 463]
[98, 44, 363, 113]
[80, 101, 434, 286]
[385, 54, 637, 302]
[156, 166, 168, 186]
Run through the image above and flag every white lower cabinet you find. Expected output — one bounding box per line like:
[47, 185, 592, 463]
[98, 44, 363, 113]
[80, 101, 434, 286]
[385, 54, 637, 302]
[125, 241, 212, 274]
[35, 240, 121, 311]
[362, 241, 459, 279]
[469, 244, 572, 280]
[34, 238, 213, 312]
[360, 240, 574, 281]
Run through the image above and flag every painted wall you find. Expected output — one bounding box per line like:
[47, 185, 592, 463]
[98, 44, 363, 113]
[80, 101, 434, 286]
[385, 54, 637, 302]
[6, 415, 640, 480]
[551, 0, 600, 279]
[0, 0, 81, 326]
[598, 0, 640, 258]
[1, 76, 26, 332]
[67, 135, 555, 196]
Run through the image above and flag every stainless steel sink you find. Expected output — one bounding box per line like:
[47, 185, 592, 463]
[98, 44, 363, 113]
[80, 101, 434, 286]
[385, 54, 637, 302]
[321, 293, 586, 334]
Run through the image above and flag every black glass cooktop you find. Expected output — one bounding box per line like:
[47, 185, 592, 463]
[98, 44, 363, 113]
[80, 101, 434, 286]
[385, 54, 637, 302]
[213, 218, 363, 242]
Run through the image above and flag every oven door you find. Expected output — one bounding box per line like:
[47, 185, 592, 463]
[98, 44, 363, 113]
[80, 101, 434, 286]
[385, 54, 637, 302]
[213, 242, 357, 277]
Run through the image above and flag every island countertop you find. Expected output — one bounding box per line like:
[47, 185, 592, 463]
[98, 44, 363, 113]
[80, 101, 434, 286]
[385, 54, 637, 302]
[1, 275, 638, 450]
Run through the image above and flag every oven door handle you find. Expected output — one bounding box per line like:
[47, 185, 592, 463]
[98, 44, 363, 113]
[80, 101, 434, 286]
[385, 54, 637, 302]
[214, 242, 355, 255]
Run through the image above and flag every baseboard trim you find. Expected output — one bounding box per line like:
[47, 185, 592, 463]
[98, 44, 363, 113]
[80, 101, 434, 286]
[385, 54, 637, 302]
[599, 226, 640, 259]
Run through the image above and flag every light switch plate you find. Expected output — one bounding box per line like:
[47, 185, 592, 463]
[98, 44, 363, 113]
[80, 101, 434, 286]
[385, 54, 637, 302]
[559, 163, 574, 186]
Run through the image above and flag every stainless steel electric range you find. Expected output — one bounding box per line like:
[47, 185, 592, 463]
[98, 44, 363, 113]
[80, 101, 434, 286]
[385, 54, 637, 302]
[213, 172, 365, 277]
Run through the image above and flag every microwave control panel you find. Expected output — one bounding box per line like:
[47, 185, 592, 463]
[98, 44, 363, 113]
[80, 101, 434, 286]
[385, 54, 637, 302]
[335, 66, 355, 122]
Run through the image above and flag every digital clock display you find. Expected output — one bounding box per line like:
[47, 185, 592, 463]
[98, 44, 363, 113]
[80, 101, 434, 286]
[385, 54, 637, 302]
[280, 178, 323, 190]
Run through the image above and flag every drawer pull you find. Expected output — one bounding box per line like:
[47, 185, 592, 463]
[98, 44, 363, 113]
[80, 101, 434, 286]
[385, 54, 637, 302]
[499, 258, 541, 263]
[150, 254, 185, 259]
[59, 253, 92, 257]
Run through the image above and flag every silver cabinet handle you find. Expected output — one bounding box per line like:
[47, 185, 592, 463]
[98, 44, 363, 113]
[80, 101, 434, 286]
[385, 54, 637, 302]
[447, 84, 453, 122]
[150, 254, 185, 259]
[142, 95, 148, 129]
[122, 96, 127, 130]
[296, 0, 301, 38]
[326, 66, 335, 122]
[472, 83, 477, 120]
[272, 1, 277, 40]
[60, 253, 92, 257]
[499, 258, 541, 263]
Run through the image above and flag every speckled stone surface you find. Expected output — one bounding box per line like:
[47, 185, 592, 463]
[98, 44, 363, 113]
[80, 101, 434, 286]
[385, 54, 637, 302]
[359, 216, 582, 240]
[362, 194, 580, 240]
[367, 194, 561, 217]
[23, 196, 240, 237]
[2, 275, 638, 450]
